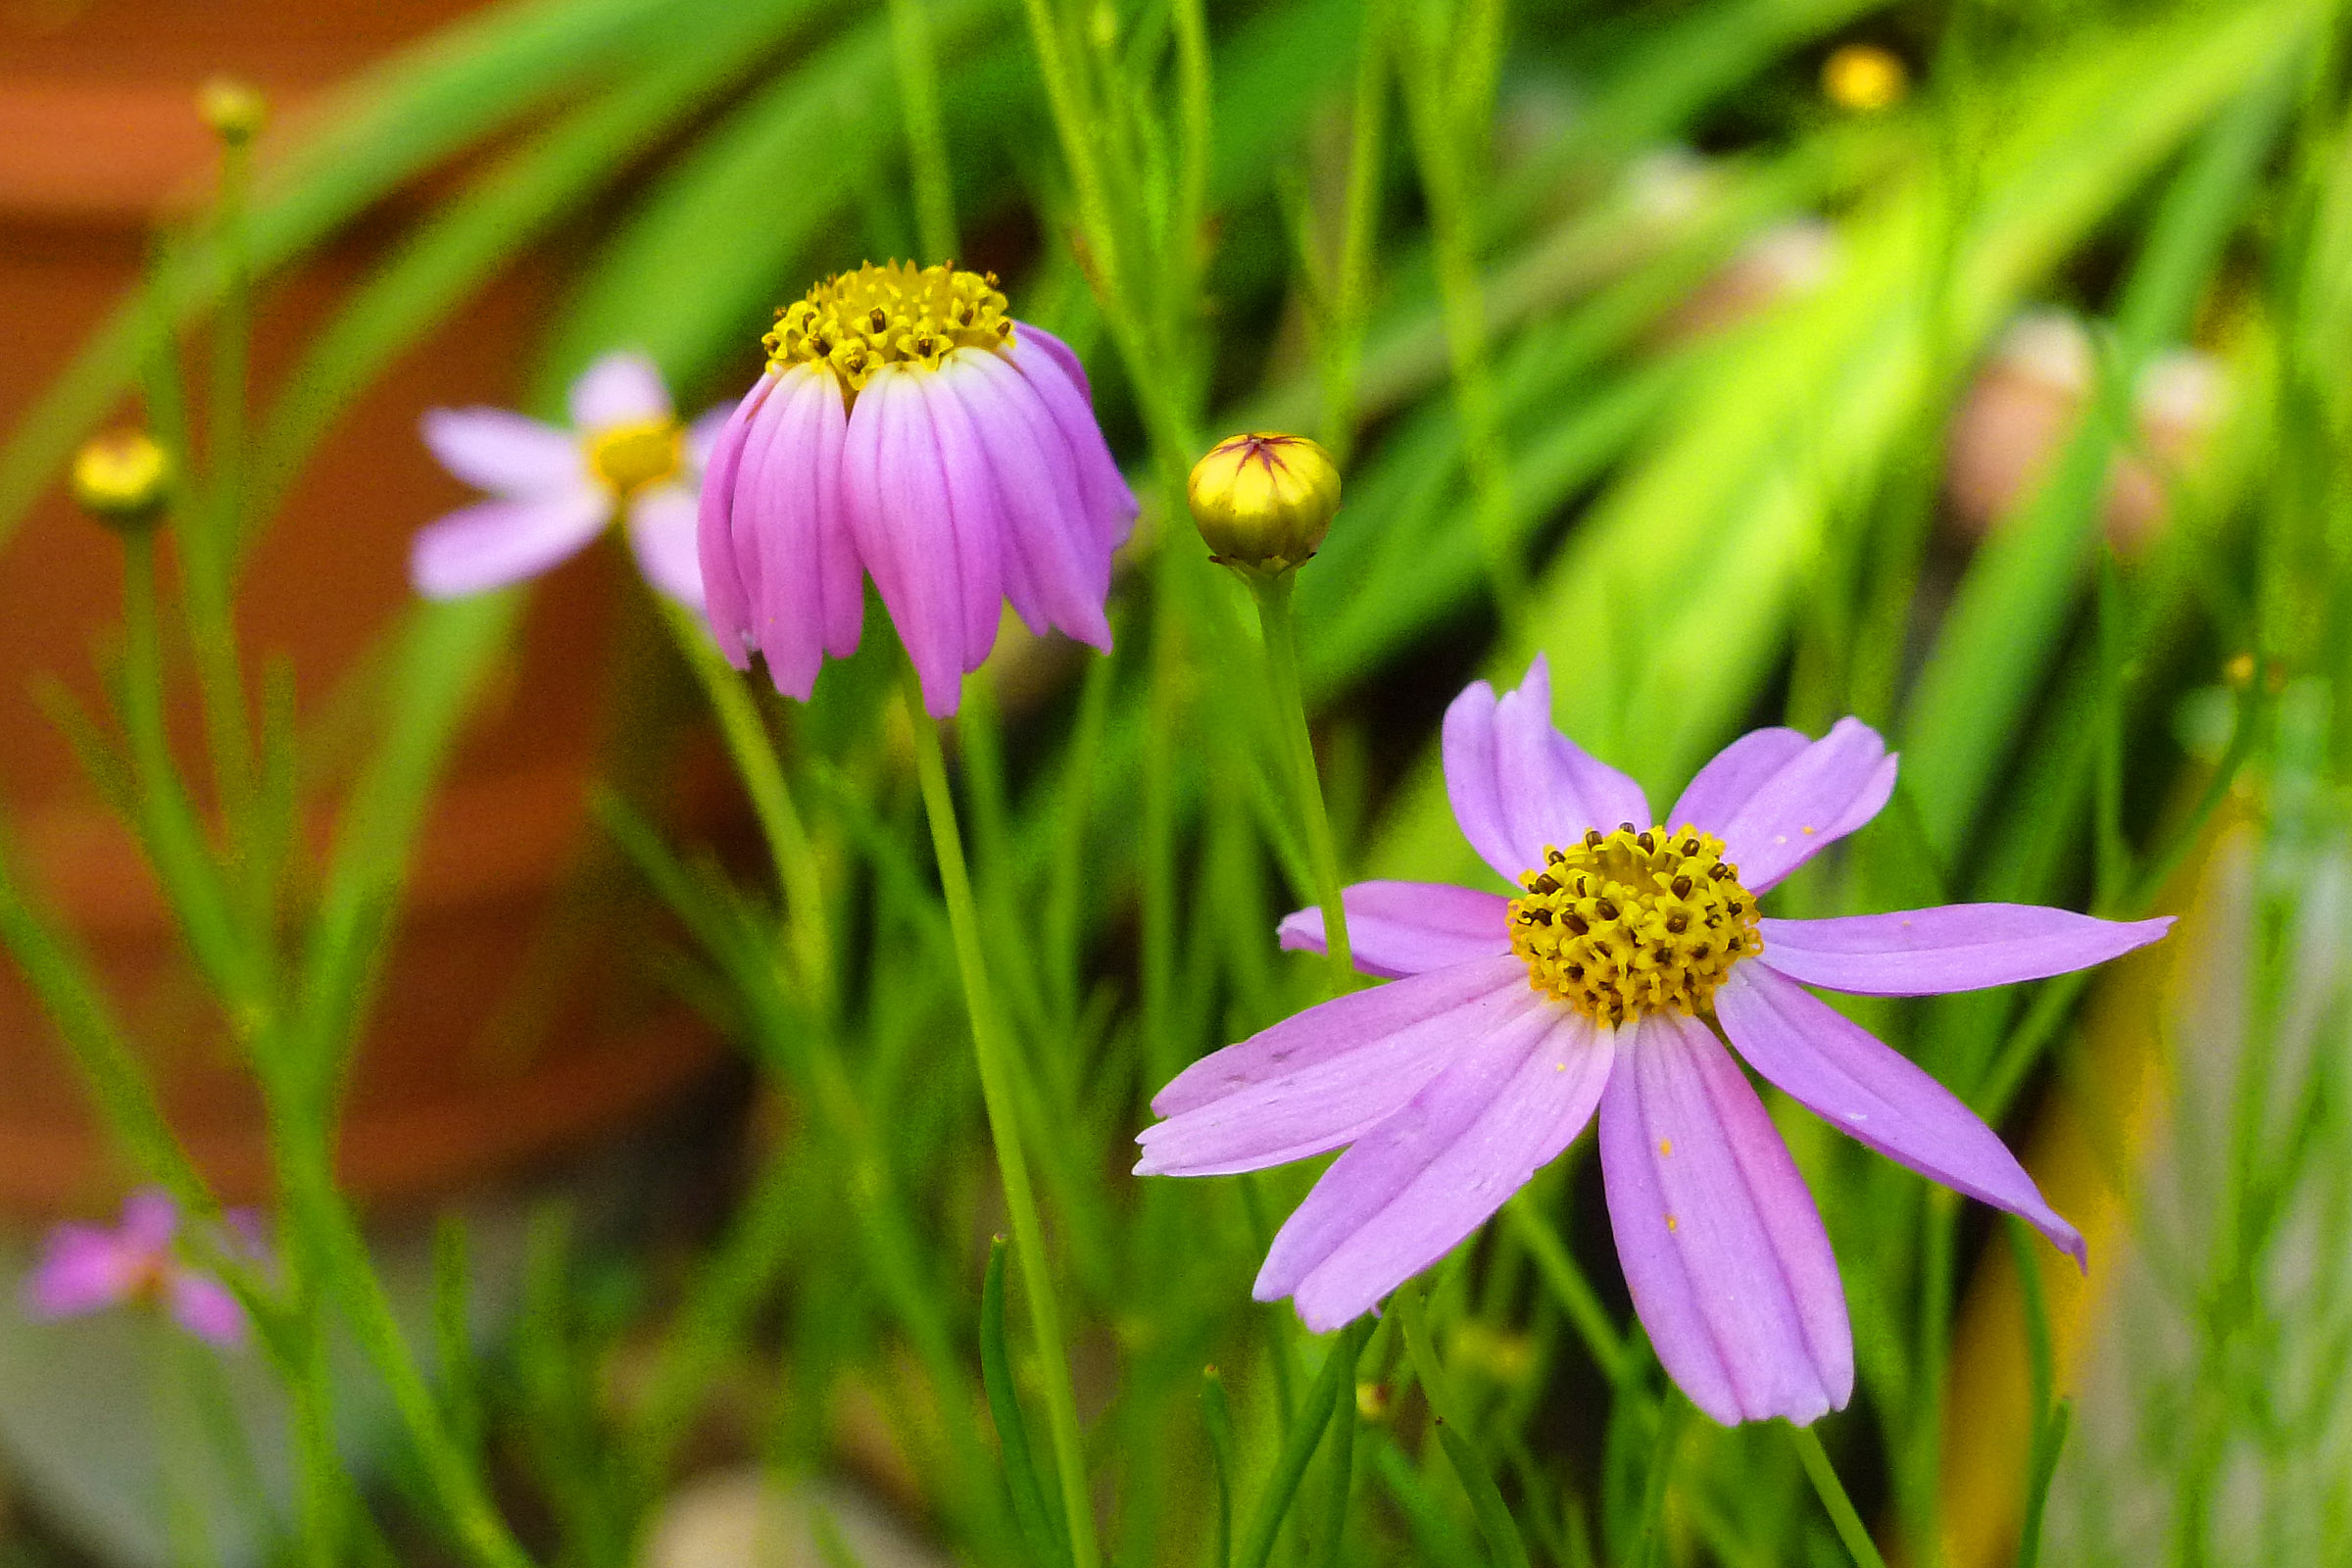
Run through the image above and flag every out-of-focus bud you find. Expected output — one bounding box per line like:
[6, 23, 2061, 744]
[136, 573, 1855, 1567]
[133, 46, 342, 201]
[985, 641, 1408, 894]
[1354, 1381, 1392, 1423]
[1822, 43, 1908, 113]
[1187, 432, 1342, 578]
[71, 430, 171, 529]
[197, 76, 268, 144]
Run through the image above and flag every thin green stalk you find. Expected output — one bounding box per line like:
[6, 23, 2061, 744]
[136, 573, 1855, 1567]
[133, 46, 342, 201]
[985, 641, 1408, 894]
[1791, 1424, 1892, 1568]
[1250, 572, 1352, 989]
[660, 600, 834, 1019]
[1635, 1395, 1685, 1568]
[1395, 1281, 1529, 1568]
[905, 669, 1099, 1568]
[1238, 1321, 1368, 1568]
[1321, 0, 1392, 464]
[887, 0, 959, 261]
[1312, 1328, 1366, 1568]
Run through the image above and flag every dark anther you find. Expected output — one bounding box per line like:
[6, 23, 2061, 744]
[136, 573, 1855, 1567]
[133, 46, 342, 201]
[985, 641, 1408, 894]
[1708, 863, 1732, 879]
[1637, 831, 1655, 853]
[1565, 913, 1590, 936]
[1565, 964, 1584, 981]
[1533, 874, 1559, 894]
[1672, 875, 1693, 898]
[1680, 837, 1699, 855]
[1666, 912, 1688, 934]
[1728, 900, 1744, 915]
[1585, 829, 1605, 849]
[1619, 821, 1637, 835]
[1528, 907, 1552, 925]
[1595, 899, 1620, 921]
[868, 307, 887, 332]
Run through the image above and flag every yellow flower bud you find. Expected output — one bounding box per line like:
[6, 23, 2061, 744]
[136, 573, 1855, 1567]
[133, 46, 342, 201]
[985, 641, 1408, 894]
[197, 76, 269, 144]
[70, 431, 171, 529]
[1822, 44, 1907, 113]
[1187, 432, 1341, 577]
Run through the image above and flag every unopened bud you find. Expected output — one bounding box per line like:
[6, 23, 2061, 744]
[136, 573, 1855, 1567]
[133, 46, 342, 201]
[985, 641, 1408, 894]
[71, 431, 171, 529]
[198, 76, 268, 144]
[1822, 44, 1906, 113]
[1187, 432, 1341, 577]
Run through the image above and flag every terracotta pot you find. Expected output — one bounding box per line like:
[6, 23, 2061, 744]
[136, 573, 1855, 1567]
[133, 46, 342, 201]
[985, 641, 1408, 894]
[0, 2, 725, 1214]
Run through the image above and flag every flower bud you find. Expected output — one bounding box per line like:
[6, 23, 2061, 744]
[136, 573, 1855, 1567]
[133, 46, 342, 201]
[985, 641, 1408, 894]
[1822, 44, 1906, 113]
[70, 431, 171, 529]
[1187, 432, 1341, 577]
[198, 76, 269, 144]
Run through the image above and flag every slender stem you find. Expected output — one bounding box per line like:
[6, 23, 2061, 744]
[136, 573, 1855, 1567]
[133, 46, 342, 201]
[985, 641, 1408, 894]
[886, 0, 959, 262]
[1321, 0, 1391, 464]
[1792, 1424, 1893, 1568]
[660, 601, 833, 1018]
[905, 671, 1099, 1568]
[1250, 573, 1352, 990]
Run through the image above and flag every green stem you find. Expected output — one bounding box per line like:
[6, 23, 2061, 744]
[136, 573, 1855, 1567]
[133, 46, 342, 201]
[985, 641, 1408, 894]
[1249, 572, 1352, 990]
[660, 601, 834, 1018]
[1320, 0, 1392, 465]
[1394, 1281, 1529, 1568]
[886, 0, 959, 262]
[1792, 1424, 1892, 1568]
[905, 670, 1099, 1568]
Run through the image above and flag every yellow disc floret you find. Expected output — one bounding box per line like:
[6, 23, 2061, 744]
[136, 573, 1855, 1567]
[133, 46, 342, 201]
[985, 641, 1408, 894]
[1508, 824, 1762, 1027]
[586, 416, 682, 499]
[764, 261, 1015, 397]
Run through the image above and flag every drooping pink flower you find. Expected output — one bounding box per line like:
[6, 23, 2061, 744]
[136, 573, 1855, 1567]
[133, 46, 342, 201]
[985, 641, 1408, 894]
[411, 351, 726, 609]
[24, 1189, 254, 1347]
[698, 262, 1138, 716]
[1136, 658, 2170, 1426]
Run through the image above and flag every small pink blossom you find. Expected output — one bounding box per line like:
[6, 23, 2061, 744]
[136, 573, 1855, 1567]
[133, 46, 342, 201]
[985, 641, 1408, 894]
[25, 1189, 255, 1347]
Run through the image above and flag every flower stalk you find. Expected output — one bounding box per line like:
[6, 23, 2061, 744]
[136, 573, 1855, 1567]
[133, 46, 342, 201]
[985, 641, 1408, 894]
[1250, 570, 1354, 991]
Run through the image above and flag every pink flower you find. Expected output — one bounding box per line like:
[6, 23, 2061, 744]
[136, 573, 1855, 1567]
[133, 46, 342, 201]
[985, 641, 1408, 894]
[698, 263, 1138, 716]
[411, 351, 726, 609]
[24, 1189, 253, 1347]
[1136, 658, 2171, 1426]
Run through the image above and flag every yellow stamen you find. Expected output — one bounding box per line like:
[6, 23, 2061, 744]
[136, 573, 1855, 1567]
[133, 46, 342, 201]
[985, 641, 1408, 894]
[586, 416, 683, 499]
[1508, 823, 1762, 1027]
[764, 261, 1015, 399]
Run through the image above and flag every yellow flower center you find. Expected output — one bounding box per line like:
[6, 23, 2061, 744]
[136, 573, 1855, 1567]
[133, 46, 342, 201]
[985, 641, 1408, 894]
[763, 261, 1015, 396]
[1507, 824, 1762, 1027]
[586, 416, 682, 499]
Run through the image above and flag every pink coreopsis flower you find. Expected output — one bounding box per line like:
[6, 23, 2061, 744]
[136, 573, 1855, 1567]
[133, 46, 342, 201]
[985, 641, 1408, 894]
[698, 262, 1138, 716]
[24, 1189, 253, 1347]
[1137, 658, 2171, 1426]
[411, 351, 726, 610]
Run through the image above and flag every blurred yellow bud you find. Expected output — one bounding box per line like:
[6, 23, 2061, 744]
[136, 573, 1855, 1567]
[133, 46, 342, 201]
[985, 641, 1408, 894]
[197, 76, 268, 143]
[1187, 432, 1341, 577]
[1822, 44, 1907, 113]
[70, 430, 170, 528]
[1354, 1381, 1391, 1422]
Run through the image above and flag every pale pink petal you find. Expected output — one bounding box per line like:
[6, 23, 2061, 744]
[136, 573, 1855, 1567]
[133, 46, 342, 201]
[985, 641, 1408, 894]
[845, 368, 992, 716]
[1695, 718, 1895, 893]
[1716, 965, 2085, 1264]
[1152, 955, 1527, 1119]
[1757, 906, 2174, 997]
[569, 350, 672, 432]
[734, 367, 862, 697]
[1598, 1009, 1851, 1426]
[1005, 326, 1138, 556]
[1667, 728, 1810, 835]
[419, 409, 584, 497]
[1444, 657, 1651, 883]
[1138, 973, 1548, 1177]
[119, 1188, 180, 1250]
[697, 377, 768, 667]
[626, 484, 705, 610]
[167, 1271, 246, 1348]
[942, 348, 1114, 650]
[24, 1226, 135, 1317]
[410, 488, 611, 599]
[1260, 1005, 1612, 1332]
[1277, 881, 1514, 978]
[905, 366, 1009, 672]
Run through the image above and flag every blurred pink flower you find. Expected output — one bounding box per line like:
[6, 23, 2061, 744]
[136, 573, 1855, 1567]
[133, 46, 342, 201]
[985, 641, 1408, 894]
[24, 1188, 254, 1348]
[411, 351, 726, 609]
[698, 262, 1137, 717]
[1138, 658, 2171, 1426]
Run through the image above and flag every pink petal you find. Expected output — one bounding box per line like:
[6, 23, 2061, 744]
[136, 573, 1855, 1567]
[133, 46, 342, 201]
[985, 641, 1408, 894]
[1690, 718, 1896, 893]
[1443, 657, 1651, 884]
[697, 377, 768, 667]
[419, 408, 584, 497]
[1667, 728, 1810, 835]
[1151, 955, 1528, 1119]
[1005, 328, 1137, 557]
[1137, 970, 1548, 1177]
[1598, 1008, 1851, 1426]
[942, 349, 1114, 650]
[626, 484, 705, 610]
[1259, 1004, 1612, 1332]
[168, 1271, 247, 1348]
[844, 368, 993, 717]
[569, 350, 672, 431]
[904, 366, 1009, 672]
[1757, 906, 2174, 997]
[119, 1188, 180, 1250]
[736, 367, 862, 698]
[1716, 965, 2085, 1264]
[24, 1226, 135, 1317]
[410, 488, 611, 599]
[1277, 881, 1514, 978]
